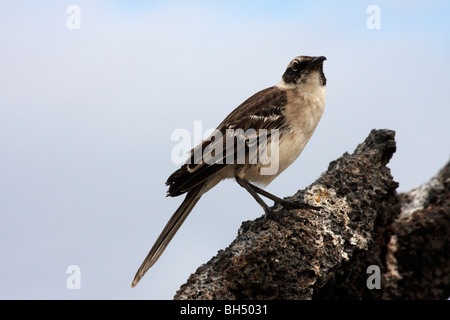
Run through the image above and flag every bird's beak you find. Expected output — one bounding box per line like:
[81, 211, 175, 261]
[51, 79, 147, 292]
[308, 56, 327, 67]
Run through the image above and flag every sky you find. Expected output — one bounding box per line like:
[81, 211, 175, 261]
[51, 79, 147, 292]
[0, 1, 449, 299]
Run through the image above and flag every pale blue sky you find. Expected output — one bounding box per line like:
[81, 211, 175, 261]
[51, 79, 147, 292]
[0, 1, 449, 299]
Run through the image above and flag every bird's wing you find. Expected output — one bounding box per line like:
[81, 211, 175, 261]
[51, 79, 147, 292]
[166, 86, 288, 197]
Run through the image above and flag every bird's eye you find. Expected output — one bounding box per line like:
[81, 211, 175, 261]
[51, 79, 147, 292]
[292, 61, 299, 72]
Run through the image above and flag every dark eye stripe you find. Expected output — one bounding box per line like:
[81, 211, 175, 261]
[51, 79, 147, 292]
[292, 60, 308, 72]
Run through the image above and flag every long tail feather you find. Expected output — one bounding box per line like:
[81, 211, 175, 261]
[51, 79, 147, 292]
[131, 185, 204, 287]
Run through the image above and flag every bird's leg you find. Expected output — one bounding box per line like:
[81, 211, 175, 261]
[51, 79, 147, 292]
[237, 177, 321, 211]
[235, 176, 271, 214]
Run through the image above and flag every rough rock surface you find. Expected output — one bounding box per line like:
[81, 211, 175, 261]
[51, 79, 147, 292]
[382, 161, 450, 299]
[173, 129, 449, 300]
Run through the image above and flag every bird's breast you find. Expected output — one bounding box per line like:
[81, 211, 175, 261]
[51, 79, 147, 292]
[252, 86, 326, 183]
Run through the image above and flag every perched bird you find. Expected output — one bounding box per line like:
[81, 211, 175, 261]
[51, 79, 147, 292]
[132, 55, 327, 287]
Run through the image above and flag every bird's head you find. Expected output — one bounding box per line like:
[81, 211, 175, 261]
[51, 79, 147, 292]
[281, 56, 327, 89]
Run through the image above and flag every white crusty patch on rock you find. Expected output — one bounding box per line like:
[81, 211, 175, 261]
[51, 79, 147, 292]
[305, 185, 369, 255]
[400, 174, 443, 218]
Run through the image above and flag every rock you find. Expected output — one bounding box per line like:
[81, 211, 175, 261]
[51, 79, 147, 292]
[382, 161, 450, 299]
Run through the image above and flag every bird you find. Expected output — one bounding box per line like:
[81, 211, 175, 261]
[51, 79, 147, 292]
[131, 55, 327, 287]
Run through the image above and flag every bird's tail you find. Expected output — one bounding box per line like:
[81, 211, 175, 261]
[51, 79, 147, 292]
[131, 185, 204, 287]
